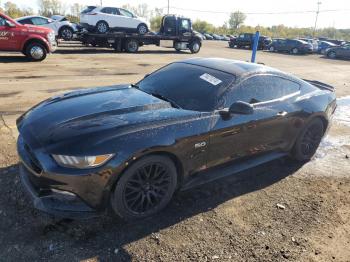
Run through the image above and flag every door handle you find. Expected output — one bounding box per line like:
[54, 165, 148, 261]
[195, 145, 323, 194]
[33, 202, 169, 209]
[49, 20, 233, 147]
[276, 111, 288, 116]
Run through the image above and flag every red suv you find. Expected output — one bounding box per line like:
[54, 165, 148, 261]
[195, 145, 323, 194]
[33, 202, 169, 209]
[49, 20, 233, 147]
[0, 12, 56, 61]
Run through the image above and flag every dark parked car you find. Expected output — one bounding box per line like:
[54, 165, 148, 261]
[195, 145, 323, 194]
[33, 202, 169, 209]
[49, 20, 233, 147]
[203, 33, 213, 40]
[268, 39, 313, 54]
[17, 58, 336, 220]
[326, 44, 350, 59]
[229, 33, 271, 49]
[220, 35, 230, 41]
[318, 38, 345, 46]
[211, 33, 222, 40]
[317, 41, 338, 54]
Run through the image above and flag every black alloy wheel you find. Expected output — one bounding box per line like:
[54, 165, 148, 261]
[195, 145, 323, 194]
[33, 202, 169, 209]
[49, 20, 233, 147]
[292, 118, 324, 161]
[111, 155, 177, 219]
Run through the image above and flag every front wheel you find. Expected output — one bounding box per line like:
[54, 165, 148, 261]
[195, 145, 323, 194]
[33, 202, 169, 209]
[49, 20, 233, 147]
[327, 51, 336, 59]
[59, 27, 74, 41]
[25, 43, 47, 62]
[111, 155, 178, 220]
[291, 118, 325, 161]
[189, 40, 201, 54]
[291, 47, 299, 55]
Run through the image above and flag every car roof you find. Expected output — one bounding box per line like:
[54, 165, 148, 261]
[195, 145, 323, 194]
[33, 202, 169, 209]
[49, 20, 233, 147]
[178, 58, 280, 78]
[16, 15, 48, 20]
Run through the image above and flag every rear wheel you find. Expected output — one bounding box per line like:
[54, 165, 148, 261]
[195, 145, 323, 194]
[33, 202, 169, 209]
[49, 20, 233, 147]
[189, 40, 201, 53]
[292, 118, 324, 161]
[96, 21, 109, 34]
[111, 155, 178, 220]
[125, 39, 139, 53]
[25, 42, 47, 62]
[137, 23, 148, 35]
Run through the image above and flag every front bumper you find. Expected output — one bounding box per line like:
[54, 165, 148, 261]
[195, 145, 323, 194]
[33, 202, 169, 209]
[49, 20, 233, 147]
[19, 164, 99, 219]
[16, 135, 111, 219]
[49, 40, 57, 53]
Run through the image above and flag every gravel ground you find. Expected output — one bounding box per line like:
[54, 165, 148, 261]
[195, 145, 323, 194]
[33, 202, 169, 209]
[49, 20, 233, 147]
[0, 40, 349, 262]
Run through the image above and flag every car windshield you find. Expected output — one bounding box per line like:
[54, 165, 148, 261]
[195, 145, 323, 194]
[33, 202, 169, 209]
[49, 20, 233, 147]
[81, 6, 96, 14]
[137, 63, 235, 112]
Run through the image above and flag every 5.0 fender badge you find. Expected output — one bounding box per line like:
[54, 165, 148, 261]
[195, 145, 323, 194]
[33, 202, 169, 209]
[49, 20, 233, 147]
[195, 141, 207, 149]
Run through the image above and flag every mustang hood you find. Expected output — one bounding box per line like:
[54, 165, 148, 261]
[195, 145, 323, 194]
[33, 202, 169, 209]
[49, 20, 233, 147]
[17, 85, 198, 149]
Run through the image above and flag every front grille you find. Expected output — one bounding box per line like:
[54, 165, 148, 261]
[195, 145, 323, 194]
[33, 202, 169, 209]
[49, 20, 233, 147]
[24, 143, 43, 174]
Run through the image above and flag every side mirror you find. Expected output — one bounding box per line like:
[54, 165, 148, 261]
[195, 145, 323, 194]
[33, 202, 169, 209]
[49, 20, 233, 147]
[229, 101, 254, 115]
[5, 20, 16, 28]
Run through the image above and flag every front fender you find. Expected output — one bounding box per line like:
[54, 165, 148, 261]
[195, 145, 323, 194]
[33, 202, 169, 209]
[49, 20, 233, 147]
[21, 35, 51, 52]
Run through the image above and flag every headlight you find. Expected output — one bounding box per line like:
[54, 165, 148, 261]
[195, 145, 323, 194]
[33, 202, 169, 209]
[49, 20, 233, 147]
[52, 154, 114, 169]
[47, 32, 55, 42]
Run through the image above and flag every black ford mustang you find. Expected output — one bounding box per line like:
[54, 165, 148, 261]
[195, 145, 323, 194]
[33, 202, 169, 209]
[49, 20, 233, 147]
[17, 58, 336, 220]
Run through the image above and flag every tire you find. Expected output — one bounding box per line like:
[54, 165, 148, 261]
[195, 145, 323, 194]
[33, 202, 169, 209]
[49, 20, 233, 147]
[125, 39, 139, 53]
[174, 41, 182, 52]
[25, 42, 47, 62]
[96, 21, 109, 34]
[189, 40, 201, 54]
[111, 155, 178, 220]
[291, 47, 299, 55]
[137, 23, 148, 35]
[327, 51, 336, 59]
[292, 118, 325, 162]
[59, 27, 74, 41]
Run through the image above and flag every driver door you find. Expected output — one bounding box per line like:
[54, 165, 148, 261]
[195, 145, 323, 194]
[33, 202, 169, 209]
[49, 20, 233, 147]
[207, 75, 301, 168]
[0, 16, 23, 50]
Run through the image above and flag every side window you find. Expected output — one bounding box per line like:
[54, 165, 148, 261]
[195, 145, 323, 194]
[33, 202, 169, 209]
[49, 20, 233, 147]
[180, 19, 190, 31]
[19, 18, 33, 25]
[118, 9, 134, 17]
[101, 7, 117, 14]
[226, 75, 300, 106]
[0, 17, 6, 26]
[31, 17, 49, 25]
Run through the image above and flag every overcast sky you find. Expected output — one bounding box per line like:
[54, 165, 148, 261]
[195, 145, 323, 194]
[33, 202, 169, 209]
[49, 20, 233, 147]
[7, 0, 350, 29]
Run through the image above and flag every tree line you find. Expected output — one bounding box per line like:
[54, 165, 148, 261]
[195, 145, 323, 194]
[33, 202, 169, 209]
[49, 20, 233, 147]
[0, 1, 348, 41]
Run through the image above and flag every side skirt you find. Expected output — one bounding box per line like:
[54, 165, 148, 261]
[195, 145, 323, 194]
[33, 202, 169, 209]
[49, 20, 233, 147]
[181, 152, 287, 191]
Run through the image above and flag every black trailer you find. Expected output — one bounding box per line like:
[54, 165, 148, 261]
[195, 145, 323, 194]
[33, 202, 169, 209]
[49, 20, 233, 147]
[79, 15, 202, 54]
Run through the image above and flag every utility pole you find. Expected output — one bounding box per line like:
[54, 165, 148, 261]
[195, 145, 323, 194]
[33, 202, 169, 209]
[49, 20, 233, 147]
[100, 0, 103, 6]
[167, 0, 170, 14]
[313, 1, 322, 38]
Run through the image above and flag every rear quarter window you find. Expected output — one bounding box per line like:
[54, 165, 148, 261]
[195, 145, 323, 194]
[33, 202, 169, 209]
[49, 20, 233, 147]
[81, 6, 96, 14]
[225, 75, 300, 105]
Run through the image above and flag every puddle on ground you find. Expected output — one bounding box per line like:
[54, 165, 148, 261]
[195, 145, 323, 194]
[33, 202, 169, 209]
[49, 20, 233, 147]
[315, 135, 350, 159]
[315, 96, 350, 159]
[334, 96, 350, 127]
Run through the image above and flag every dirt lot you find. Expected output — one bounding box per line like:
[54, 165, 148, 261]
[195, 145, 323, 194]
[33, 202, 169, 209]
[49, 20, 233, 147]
[0, 41, 349, 262]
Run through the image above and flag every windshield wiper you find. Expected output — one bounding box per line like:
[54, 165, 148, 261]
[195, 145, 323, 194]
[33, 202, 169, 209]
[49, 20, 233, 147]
[150, 92, 181, 109]
[131, 84, 181, 109]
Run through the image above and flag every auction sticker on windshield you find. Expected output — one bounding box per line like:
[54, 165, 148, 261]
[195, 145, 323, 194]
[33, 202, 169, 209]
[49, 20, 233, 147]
[200, 73, 222, 86]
